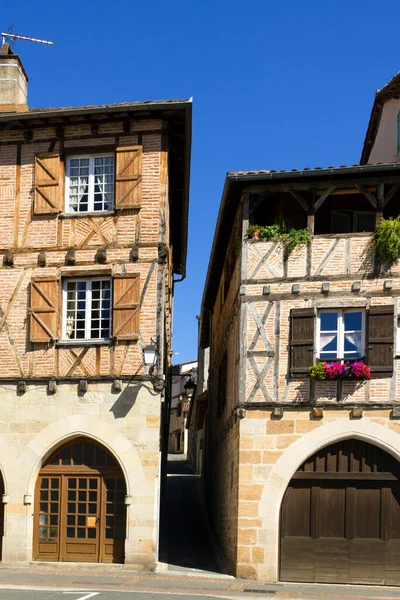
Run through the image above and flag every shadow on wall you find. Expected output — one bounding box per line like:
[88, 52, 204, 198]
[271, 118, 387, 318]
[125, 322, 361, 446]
[110, 385, 140, 418]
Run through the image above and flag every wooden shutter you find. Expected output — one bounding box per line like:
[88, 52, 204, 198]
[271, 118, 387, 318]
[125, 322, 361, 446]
[367, 305, 394, 377]
[289, 308, 315, 376]
[29, 277, 58, 343]
[34, 153, 62, 215]
[115, 146, 142, 209]
[113, 274, 140, 340]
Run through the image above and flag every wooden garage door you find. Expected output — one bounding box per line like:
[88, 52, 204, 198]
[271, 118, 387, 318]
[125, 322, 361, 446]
[280, 440, 400, 585]
[34, 438, 126, 563]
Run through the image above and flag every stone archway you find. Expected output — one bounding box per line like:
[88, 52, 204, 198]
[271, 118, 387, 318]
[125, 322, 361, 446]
[16, 414, 147, 564]
[33, 437, 127, 563]
[280, 438, 400, 585]
[257, 420, 400, 583]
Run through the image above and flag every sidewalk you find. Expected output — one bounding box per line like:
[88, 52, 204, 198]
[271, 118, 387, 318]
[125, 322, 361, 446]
[0, 563, 399, 599]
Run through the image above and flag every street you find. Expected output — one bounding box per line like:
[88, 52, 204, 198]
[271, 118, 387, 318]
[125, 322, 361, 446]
[0, 593, 230, 600]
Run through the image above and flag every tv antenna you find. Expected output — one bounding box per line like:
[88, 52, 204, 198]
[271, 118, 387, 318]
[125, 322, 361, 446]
[1, 31, 54, 46]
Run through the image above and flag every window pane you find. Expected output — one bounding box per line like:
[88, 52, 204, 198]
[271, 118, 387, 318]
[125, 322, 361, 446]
[356, 213, 375, 233]
[344, 311, 362, 332]
[344, 332, 362, 357]
[67, 157, 92, 213]
[320, 312, 338, 332]
[332, 211, 352, 234]
[320, 333, 338, 358]
[91, 155, 114, 211]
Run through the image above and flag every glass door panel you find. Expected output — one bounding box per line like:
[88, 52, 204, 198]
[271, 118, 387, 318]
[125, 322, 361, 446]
[61, 476, 100, 562]
[35, 476, 61, 560]
[101, 477, 126, 562]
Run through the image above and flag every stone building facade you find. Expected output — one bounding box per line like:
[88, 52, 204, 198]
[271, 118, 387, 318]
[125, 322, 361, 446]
[199, 72, 400, 585]
[0, 43, 191, 566]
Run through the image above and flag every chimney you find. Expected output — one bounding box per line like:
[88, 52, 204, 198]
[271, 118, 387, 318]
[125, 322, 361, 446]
[0, 43, 28, 113]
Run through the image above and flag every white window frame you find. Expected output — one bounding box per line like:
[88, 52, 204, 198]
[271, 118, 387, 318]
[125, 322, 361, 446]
[65, 154, 115, 214]
[396, 319, 400, 355]
[62, 277, 112, 343]
[317, 308, 365, 361]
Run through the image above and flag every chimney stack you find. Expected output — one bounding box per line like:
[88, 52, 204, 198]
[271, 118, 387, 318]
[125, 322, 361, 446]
[0, 43, 28, 113]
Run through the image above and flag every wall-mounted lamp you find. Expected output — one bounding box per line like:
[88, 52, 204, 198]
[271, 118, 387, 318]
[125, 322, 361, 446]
[184, 379, 196, 400]
[142, 343, 165, 392]
[143, 344, 157, 367]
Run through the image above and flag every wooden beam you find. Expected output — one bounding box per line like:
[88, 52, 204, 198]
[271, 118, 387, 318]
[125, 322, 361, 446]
[383, 182, 400, 207]
[355, 184, 377, 208]
[288, 189, 308, 212]
[376, 181, 384, 228]
[14, 144, 21, 249]
[314, 186, 336, 211]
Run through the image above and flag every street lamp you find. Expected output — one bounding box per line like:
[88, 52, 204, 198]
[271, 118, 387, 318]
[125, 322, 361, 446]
[142, 343, 165, 392]
[143, 344, 157, 367]
[184, 378, 196, 399]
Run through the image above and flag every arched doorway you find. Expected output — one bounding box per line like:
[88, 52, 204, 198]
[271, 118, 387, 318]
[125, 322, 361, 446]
[280, 439, 400, 585]
[33, 438, 127, 563]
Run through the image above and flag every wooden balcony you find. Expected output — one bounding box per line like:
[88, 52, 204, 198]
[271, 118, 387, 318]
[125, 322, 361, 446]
[245, 233, 392, 282]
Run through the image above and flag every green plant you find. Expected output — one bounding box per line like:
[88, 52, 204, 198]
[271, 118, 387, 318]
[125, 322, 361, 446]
[247, 224, 262, 237]
[247, 222, 311, 255]
[281, 227, 312, 255]
[373, 216, 400, 266]
[309, 363, 326, 380]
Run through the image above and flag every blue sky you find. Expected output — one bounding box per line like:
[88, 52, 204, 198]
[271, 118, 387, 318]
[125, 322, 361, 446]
[2, 1, 400, 363]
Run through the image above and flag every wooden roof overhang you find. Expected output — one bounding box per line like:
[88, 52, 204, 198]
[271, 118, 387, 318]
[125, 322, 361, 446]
[199, 162, 400, 348]
[0, 99, 192, 277]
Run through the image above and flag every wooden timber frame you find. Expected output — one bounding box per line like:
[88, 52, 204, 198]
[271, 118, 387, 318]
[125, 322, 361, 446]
[247, 177, 400, 236]
[0, 99, 192, 383]
[200, 164, 400, 349]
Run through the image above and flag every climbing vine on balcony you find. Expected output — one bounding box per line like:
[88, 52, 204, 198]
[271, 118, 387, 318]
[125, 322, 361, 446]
[247, 222, 311, 256]
[373, 216, 400, 266]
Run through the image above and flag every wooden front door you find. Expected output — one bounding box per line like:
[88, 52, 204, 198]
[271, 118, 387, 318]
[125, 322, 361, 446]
[280, 440, 400, 585]
[34, 439, 126, 563]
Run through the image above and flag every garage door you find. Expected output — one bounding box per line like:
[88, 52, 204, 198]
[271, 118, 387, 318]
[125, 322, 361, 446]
[280, 439, 400, 585]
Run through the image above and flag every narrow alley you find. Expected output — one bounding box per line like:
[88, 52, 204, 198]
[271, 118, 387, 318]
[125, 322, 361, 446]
[159, 455, 222, 574]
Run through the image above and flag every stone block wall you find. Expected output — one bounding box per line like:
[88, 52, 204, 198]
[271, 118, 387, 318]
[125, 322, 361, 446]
[0, 380, 160, 567]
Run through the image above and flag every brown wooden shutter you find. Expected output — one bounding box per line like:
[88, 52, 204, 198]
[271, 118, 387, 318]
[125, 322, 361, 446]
[115, 146, 142, 209]
[34, 153, 62, 215]
[289, 308, 315, 376]
[367, 305, 394, 377]
[29, 277, 59, 342]
[113, 274, 140, 340]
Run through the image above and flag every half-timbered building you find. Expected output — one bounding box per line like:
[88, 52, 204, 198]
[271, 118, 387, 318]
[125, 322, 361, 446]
[199, 71, 400, 585]
[0, 42, 191, 566]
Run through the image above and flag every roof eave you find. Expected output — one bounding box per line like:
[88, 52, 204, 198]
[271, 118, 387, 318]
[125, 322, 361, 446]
[0, 99, 192, 123]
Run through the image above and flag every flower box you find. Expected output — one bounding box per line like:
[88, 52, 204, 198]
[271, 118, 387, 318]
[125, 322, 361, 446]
[310, 361, 371, 381]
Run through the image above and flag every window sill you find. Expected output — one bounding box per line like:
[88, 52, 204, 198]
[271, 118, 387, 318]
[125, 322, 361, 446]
[59, 210, 115, 219]
[56, 339, 111, 347]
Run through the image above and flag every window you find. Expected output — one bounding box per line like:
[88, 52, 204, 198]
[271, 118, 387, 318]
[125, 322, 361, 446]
[66, 155, 114, 213]
[317, 309, 365, 360]
[331, 210, 376, 233]
[62, 278, 111, 342]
